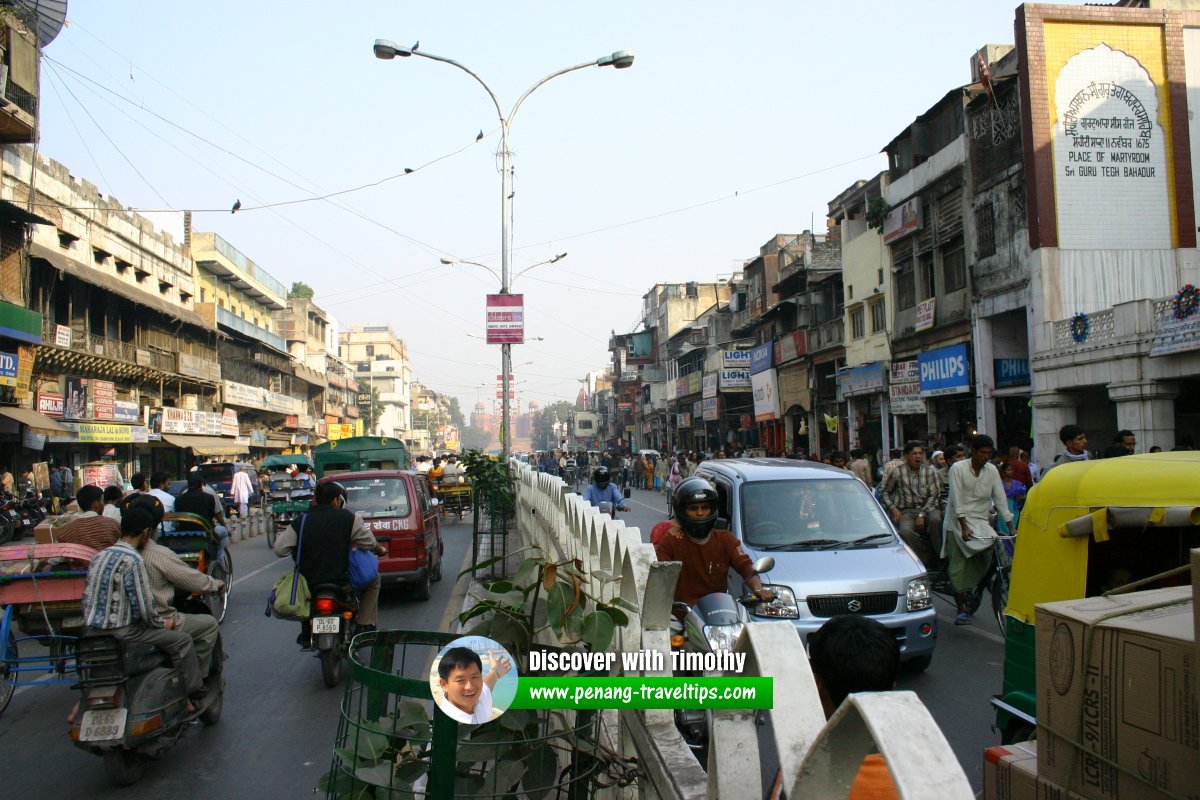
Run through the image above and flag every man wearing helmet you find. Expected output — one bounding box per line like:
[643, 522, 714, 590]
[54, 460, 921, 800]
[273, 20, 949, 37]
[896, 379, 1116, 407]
[582, 466, 629, 515]
[274, 481, 387, 646]
[655, 477, 774, 607]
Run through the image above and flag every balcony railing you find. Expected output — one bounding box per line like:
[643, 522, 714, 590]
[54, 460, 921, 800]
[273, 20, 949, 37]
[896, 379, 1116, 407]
[42, 320, 135, 362]
[216, 306, 287, 351]
[211, 234, 288, 300]
[810, 319, 845, 351]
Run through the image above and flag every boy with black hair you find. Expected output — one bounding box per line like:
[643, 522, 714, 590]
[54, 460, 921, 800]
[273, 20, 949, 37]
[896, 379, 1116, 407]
[55, 484, 120, 551]
[808, 614, 901, 799]
[436, 646, 511, 724]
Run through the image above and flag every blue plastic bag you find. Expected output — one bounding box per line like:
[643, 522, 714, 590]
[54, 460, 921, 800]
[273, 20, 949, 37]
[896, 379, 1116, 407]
[348, 547, 379, 589]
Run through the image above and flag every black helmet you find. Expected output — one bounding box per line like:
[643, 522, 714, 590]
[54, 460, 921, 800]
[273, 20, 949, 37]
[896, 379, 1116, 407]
[315, 481, 347, 505]
[673, 477, 719, 539]
[592, 466, 611, 488]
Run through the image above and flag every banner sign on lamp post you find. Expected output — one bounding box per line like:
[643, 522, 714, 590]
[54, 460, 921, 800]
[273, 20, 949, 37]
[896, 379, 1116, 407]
[486, 294, 524, 344]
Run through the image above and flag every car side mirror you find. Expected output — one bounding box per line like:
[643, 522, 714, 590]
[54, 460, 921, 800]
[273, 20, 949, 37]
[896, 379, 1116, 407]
[751, 556, 775, 575]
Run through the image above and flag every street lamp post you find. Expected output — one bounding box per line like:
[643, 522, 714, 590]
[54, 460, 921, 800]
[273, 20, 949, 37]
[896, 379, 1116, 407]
[376, 40, 633, 459]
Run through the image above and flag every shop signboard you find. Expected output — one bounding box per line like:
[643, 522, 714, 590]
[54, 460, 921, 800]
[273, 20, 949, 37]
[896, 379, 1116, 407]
[221, 408, 239, 436]
[751, 369, 779, 422]
[265, 390, 299, 415]
[485, 293, 524, 344]
[882, 195, 922, 244]
[54, 324, 71, 348]
[162, 408, 203, 434]
[776, 330, 807, 364]
[675, 375, 688, 399]
[918, 343, 970, 397]
[721, 350, 753, 369]
[692, 400, 703, 420]
[0, 351, 17, 386]
[1149, 304, 1200, 357]
[285, 415, 299, 428]
[112, 400, 140, 424]
[222, 379, 264, 410]
[702, 372, 718, 399]
[702, 396, 719, 421]
[63, 376, 87, 421]
[687, 372, 701, 396]
[250, 430, 268, 446]
[750, 341, 774, 375]
[890, 360, 919, 384]
[914, 298, 936, 332]
[720, 368, 751, 390]
[14, 345, 33, 400]
[889, 381, 926, 415]
[837, 362, 887, 399]
[73, 423, 149, 444]
[38, 391, 64, 418]
[678, 412, 691, 427]
[994, 358, 1031, 388]
[91, 379, 115, 421]
[23, 430, 45, 450]
[235, 435, 251, 447]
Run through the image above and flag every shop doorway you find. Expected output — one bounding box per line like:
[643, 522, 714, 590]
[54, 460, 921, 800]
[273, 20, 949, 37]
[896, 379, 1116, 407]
[995, 396, 1032, 454]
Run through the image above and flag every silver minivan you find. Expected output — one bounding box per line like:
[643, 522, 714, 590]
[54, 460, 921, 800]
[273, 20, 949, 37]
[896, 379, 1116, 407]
[696, 458, 937, 669]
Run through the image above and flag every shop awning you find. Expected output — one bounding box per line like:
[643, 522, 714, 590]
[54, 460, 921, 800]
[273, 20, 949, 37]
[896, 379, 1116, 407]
[163, 434, 248, 456]
[0, 406, 69, 431]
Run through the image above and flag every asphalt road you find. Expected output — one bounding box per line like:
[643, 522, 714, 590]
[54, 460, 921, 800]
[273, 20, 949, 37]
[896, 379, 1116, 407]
[0, 515, 477, 799]
[2, 486, 1003, 797]
[615, 483, 1005, 795]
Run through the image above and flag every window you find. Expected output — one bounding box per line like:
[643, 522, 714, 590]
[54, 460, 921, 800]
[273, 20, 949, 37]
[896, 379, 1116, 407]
[850, 307, 865, 339]
[847, 284, 854, 300]
[942, 238, 966, 293]
[975, 204, 995, 258]
[366, 345, 375, 356]
[870, 299, 886, 333]
[57, 230, 78, 249]
[896, 262, 915, 310]
[920, 252, 936, 299]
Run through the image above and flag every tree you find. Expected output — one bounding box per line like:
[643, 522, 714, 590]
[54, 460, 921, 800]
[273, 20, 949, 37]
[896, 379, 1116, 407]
[289, 281, 315, 299]
[460, 425, 492, 451]
[531, 401, 576, 451]
[361, 385, 385, 435]
[447, 397, 465, 429]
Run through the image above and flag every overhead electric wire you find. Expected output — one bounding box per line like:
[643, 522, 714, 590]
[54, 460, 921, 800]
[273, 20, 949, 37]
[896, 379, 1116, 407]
[42, 66, 114, 198]
[43, 61, 173, 209]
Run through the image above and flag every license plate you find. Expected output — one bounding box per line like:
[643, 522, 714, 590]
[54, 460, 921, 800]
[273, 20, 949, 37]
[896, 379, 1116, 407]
[311, 616, 340, 634]
[79, 708, 128, 742]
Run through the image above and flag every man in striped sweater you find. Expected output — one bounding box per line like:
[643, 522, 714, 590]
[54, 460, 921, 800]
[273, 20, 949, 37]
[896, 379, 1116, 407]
[81, 508, 204, 699]
[56, 485, 120, 551]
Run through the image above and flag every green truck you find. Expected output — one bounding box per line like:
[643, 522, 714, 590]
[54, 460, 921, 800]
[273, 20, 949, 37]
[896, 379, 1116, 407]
[312, 437, 412, 478]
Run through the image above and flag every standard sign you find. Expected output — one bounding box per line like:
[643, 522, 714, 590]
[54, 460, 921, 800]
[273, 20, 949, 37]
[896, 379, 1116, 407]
[486, 294, 524, 344]
[918, 343, 970, 397]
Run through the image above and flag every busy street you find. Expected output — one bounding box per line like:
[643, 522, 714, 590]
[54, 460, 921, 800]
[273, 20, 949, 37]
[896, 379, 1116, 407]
[0, 1, 1199, 798]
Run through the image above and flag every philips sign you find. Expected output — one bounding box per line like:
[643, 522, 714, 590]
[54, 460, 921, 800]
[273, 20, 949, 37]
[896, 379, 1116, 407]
[918, 343, 970, 397]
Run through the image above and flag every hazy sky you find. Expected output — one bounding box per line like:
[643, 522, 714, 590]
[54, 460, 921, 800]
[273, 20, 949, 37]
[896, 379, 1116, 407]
[33, 1, 1082, 415]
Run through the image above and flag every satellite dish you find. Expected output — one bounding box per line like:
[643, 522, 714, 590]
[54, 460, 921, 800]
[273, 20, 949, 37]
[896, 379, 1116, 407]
[9, 0, 68, 49]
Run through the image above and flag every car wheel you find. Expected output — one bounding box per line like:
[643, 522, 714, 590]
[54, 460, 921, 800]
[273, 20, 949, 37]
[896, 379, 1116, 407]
[430, 551, 443, 583]
[411, 571, 431, 601]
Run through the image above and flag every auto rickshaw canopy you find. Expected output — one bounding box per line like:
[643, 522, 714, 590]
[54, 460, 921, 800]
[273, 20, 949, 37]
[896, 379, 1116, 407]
[260, 454, 314, 471]
[1006, 451, 1200, 624]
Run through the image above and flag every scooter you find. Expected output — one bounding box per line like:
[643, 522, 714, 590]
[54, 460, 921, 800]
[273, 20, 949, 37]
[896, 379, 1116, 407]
[70, 599, 225, 787]
[304, 583, 358, 688]
[670, 556, 775, 763]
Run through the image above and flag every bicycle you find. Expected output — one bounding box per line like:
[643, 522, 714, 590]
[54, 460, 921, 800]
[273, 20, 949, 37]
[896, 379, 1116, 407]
[930, 531, 1016, 636]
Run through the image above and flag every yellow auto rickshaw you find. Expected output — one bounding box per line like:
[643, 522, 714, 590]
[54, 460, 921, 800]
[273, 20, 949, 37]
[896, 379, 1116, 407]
[993, 451, 1200, 743]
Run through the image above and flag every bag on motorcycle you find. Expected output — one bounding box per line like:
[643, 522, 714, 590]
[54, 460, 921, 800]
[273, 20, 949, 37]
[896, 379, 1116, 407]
[347, 547, 379, 590]
[270, 515, 311, 619]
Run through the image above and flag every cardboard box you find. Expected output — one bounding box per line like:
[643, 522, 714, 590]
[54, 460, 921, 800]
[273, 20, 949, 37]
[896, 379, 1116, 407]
[1192, 549, 1199, 663]
[32, 513, 83, 544]
[985, 741, 1039, 800]
[985, 741, 1088, 800]
[1036, 587, 1198, 800]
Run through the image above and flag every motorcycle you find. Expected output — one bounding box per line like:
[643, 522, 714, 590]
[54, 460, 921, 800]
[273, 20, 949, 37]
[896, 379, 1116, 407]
[670, 556, 775, 763]
[70, 598, 225, 787]
[0, 493, 23, 544]
[303, 583, 359, 688]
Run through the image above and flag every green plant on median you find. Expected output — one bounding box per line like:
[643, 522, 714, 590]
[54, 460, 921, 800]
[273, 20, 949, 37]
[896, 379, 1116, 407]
[460, 449, 514, 519]
[457, 547, 635, 670]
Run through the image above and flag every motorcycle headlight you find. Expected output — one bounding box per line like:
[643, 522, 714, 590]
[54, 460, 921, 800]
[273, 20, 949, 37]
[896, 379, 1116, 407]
[907, 576, 932, 611]
[750, 584, 799, 619]
[702, 622, 744, 652]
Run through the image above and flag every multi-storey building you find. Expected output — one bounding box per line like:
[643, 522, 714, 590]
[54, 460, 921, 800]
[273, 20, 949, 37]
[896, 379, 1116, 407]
[882, 83, 980, 450]
[192, 228, 303, 454]
[339, 323, 412, 440]
[12, 150, 232, 477]
[830, 175, 894, 461]
[274, 294, 333, 445]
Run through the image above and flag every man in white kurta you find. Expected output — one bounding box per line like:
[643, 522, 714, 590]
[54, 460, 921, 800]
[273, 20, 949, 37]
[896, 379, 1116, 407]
[942, 435, 1012, 625]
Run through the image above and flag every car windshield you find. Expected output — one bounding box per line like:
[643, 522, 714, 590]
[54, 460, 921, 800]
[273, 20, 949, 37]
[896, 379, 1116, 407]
[339, 477, 411, 518]
[740, 478, 892, 549]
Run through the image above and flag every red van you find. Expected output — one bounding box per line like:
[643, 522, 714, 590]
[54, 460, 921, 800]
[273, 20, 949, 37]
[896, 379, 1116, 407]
[318, 470, 444, 599]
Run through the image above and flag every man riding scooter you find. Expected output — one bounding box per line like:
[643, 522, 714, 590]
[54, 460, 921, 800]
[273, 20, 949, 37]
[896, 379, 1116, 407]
[582, 466, 629, 517]
[273, 481, 386, 647]
[654, 477, 774, 607]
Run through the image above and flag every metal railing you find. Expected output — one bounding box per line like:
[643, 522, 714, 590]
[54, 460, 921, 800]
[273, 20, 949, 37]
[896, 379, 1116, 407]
[511, 461, 972, 799]
[216, 306, 287, 351]
[810, 318, 845, 351]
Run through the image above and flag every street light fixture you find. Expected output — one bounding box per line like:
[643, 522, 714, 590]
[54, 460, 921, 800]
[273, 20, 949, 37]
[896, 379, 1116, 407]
[375, 40, 633, 460]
